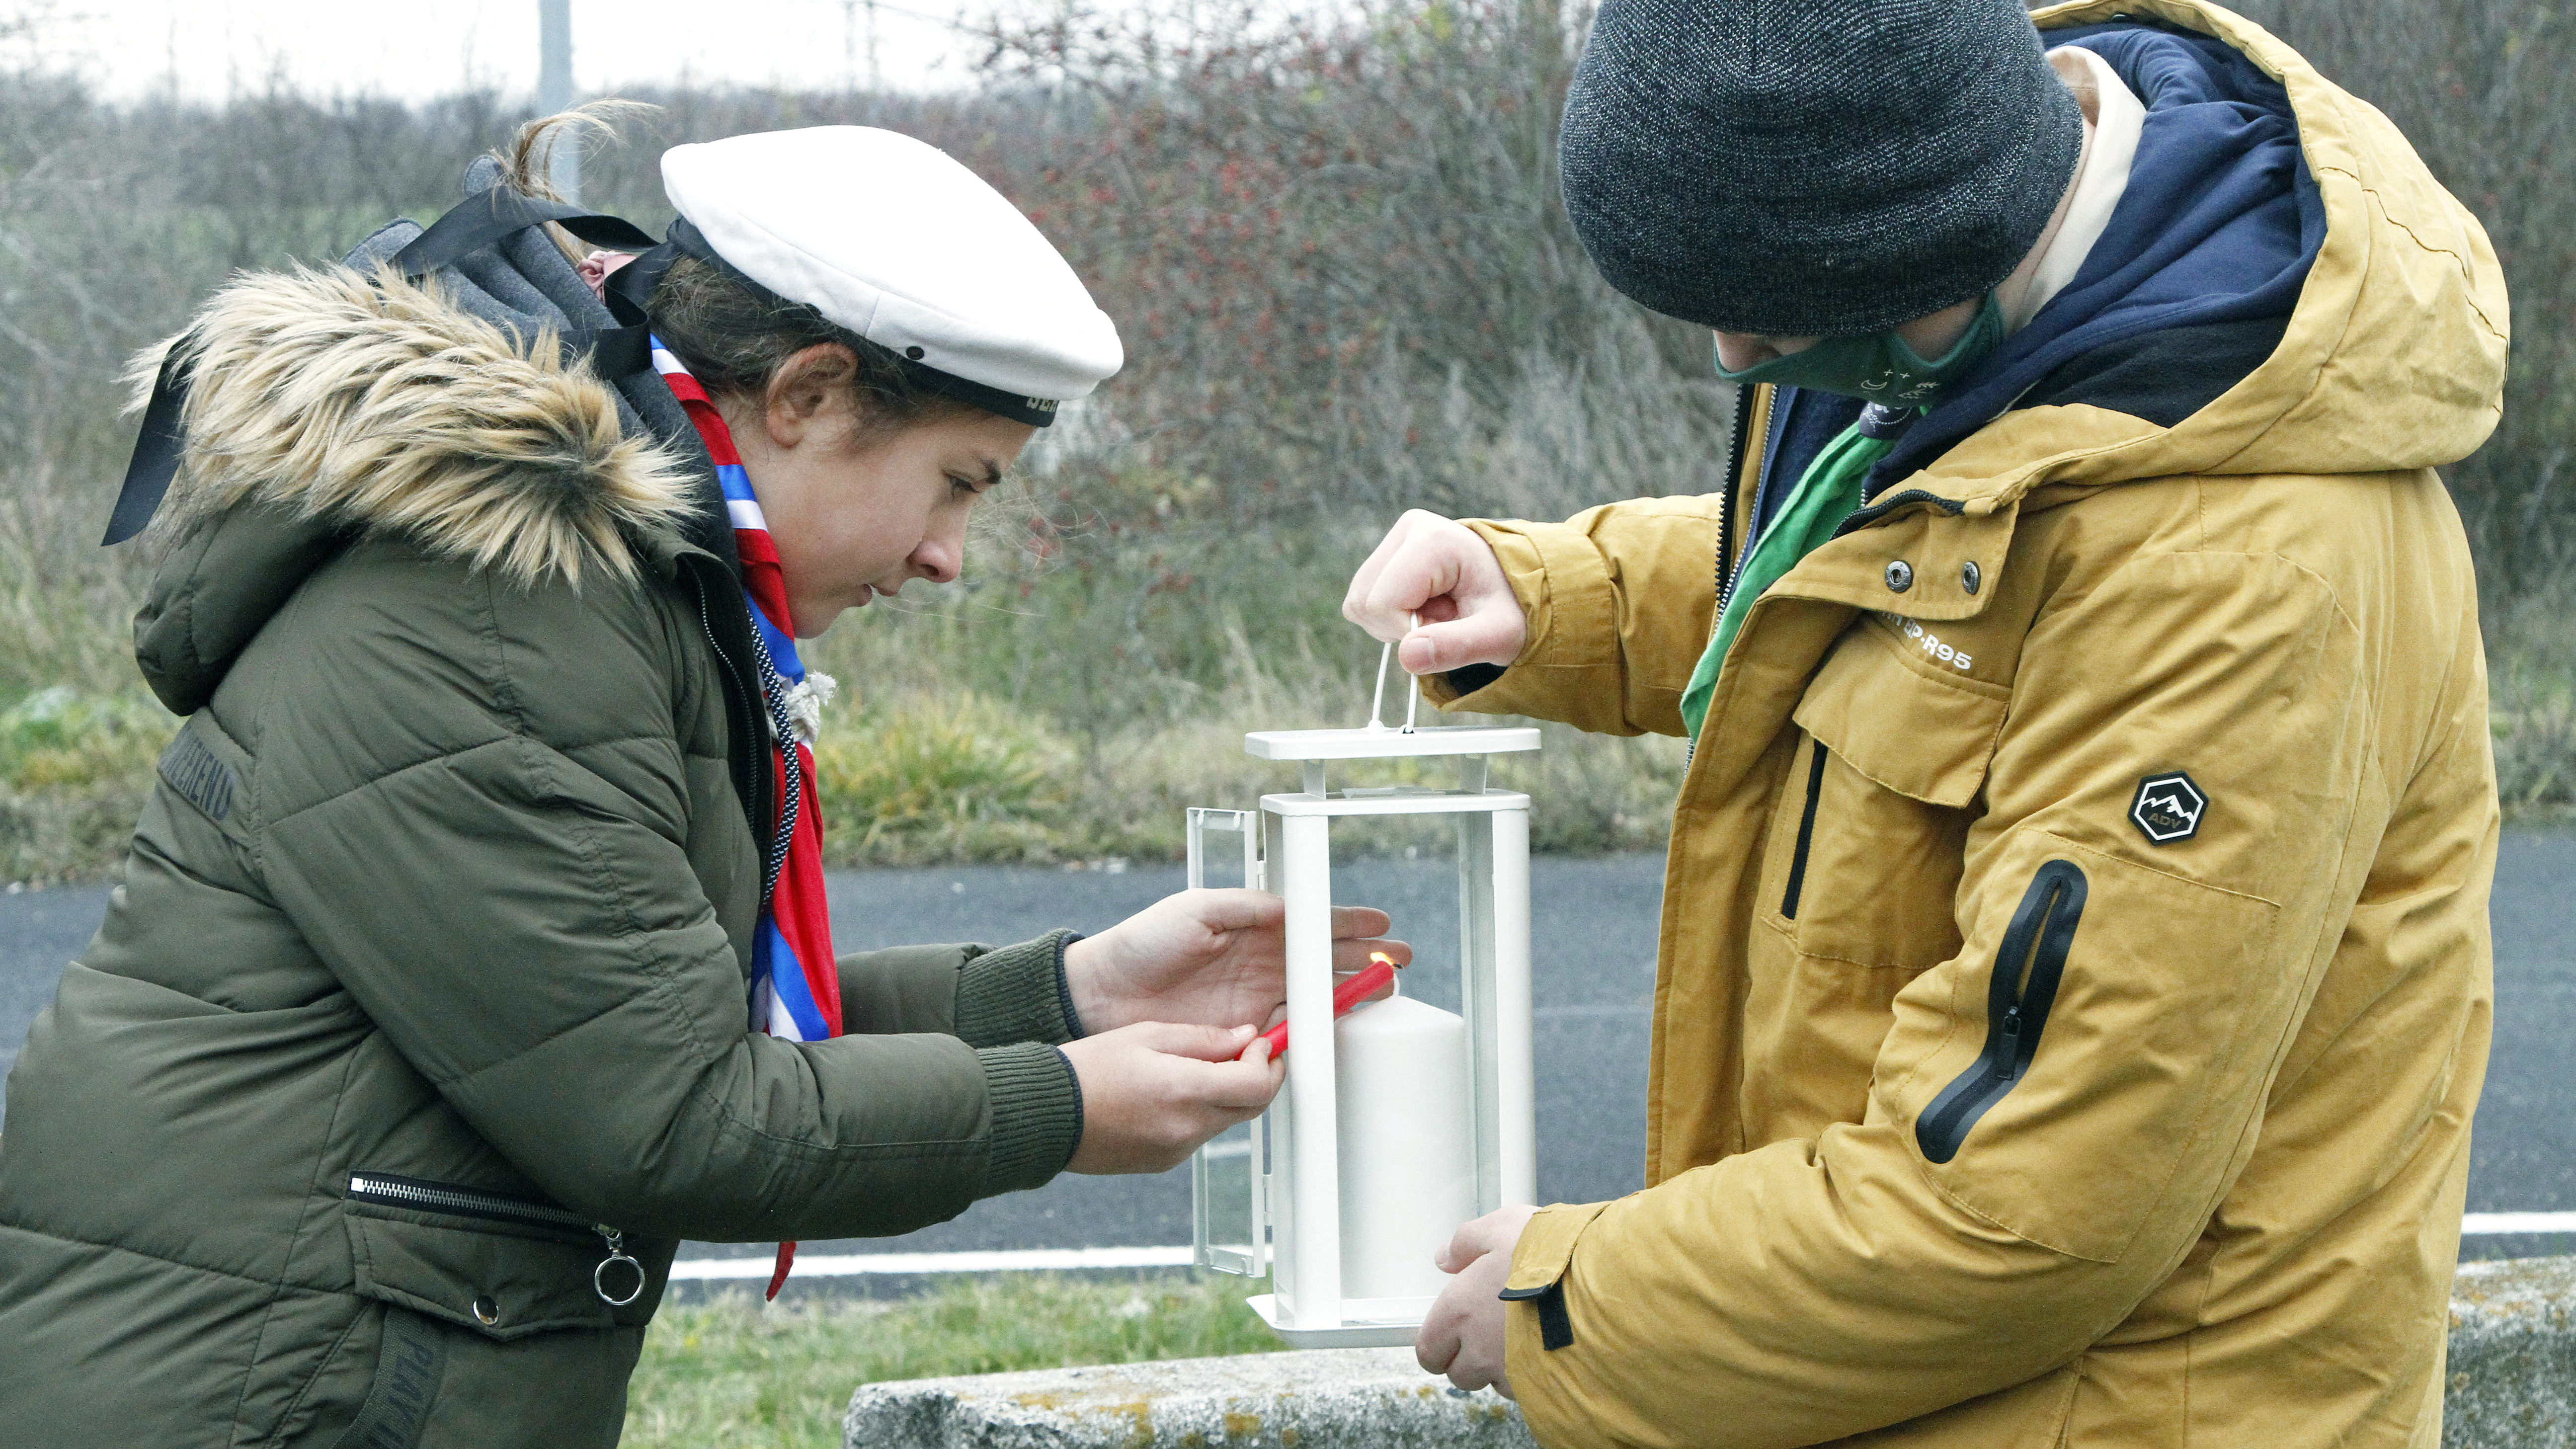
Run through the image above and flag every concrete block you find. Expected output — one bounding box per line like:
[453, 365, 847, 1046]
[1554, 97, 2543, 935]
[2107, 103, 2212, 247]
[848, 1258, 2576, 1448]
[2448, 1258, 2576, 1448]
[844, 1346, 1531, 1448]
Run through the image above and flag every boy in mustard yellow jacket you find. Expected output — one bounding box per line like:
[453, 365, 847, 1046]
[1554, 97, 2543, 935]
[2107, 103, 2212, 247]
[1346, 2, 2506, 1445]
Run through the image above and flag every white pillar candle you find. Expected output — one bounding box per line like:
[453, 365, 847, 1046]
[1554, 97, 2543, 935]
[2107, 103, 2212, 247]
[1334, 993, 1477, 1301]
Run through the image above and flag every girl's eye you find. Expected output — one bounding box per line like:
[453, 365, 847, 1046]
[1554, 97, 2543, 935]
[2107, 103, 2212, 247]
[948, 475, 980, 497]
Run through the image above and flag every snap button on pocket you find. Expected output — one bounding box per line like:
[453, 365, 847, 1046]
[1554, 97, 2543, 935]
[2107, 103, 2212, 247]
[1884, 560, 1915, 593]
[1960, 561, 1981, 595]
[471, 1295, 500, 1326]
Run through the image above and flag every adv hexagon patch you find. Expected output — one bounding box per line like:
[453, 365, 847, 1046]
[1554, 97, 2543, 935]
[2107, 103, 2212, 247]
[2130, 771, 2207, 846]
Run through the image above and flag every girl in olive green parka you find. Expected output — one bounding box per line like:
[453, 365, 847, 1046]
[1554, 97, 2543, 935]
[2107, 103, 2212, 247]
[0, 121, 1394, 1447]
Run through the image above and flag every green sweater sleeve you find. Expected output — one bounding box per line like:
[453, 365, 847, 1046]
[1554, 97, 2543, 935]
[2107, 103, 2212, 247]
[833, 930, 1083, 1046]
[954, 932, 1084, 1046]
[833, 932, 1087, 1195]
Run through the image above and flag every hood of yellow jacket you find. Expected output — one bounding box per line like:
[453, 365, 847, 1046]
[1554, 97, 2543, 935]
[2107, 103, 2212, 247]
[1888, 0, 2507, 518]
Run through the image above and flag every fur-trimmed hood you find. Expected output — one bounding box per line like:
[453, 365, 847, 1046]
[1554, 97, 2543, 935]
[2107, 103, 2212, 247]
[136, 264, 696, 588]
[126, 262, 711, 716]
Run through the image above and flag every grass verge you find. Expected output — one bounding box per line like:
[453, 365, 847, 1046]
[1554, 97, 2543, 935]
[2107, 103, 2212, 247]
[623, 1273, 1283, 1449]
[1, 686, 173, 887]
[2487, 569, 2576, 815]
[5, 541, 2568, 886]
[13, 598, 2576, 886]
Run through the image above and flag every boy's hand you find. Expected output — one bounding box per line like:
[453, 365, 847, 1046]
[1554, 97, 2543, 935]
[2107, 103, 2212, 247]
[1065, 889, 1408, 1037]
[1060, 1024, 1284, 1174]
[1344, 509, 1527, 675]
[1416, 1205, 1541, 1397]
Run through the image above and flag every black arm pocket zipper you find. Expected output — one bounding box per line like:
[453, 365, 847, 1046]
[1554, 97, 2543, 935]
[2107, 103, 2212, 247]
[347, 1172, 645, 1306]
[1914, 860, 2089, 1164]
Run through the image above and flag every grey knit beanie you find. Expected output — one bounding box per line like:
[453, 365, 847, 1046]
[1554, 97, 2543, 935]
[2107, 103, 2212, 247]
[1559, 0, 2084, 337]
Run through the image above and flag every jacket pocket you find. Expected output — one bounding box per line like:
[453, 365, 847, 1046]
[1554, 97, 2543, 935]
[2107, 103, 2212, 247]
[1883, 834, 2285, 1263]
[1732, 627, 2008, 1145]
[342, 1173, 636, 1340]
[1770, 622, 2007, 969]
[1915, 860, 2088, 1163]
[1794, 614, 2008, 810]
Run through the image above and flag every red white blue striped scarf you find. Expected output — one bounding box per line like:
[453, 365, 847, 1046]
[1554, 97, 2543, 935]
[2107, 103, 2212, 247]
[652, 341, 842, 1299]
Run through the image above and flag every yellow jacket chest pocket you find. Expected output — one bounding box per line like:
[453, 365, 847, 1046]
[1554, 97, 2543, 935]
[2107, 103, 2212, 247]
[1770, 617, 2009, 969]
[1732, 618, 2010, 1147]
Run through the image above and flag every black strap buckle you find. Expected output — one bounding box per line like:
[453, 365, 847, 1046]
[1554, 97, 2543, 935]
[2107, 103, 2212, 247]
[1497, 1280, 1576, 1351]
[105, 186, 667, 547]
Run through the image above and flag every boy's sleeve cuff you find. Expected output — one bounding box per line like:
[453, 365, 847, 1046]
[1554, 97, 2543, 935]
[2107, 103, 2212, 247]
[975, 1041, 1084, 1195]
[953, 929, 1081, 1047]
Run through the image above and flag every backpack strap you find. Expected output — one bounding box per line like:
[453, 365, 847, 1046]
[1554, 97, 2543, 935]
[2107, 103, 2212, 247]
[105, 188, 669, 546]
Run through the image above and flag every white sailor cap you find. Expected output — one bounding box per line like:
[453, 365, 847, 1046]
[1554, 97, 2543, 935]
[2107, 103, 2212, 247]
[660, 126, 1122, 427]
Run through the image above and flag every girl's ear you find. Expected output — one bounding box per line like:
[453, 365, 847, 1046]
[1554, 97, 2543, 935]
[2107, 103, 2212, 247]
[764, 343, 860, 446]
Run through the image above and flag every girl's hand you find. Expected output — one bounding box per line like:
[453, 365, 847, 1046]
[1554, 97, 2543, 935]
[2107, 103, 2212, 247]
[1343, 509, 1527, 675]
[1064, 889, 1408, 1037]
[1060, 1024, 1285, 1174]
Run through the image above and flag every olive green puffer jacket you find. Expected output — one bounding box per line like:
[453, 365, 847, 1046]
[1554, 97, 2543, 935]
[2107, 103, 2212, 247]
[0, 263, 1085, 1448]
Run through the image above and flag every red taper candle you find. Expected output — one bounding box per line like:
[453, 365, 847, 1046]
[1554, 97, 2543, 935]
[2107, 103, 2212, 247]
[1258, 951, 1400, 1060]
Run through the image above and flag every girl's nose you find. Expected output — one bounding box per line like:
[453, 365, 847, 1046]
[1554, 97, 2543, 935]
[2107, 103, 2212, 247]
[910, 530, 962, 585]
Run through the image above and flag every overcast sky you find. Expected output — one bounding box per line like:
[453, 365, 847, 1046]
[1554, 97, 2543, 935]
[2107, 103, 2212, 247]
[28, 0, 1013, 101]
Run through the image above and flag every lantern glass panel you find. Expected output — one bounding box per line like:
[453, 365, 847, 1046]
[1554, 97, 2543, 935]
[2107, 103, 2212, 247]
[1192, 1116, 1266, 1276]
[1187, 808, 1267, 1275]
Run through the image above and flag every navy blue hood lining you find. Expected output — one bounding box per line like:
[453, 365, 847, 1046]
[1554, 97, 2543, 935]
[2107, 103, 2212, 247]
[1861, 20, 2327, 491]
[1744, 20, 2329, 516]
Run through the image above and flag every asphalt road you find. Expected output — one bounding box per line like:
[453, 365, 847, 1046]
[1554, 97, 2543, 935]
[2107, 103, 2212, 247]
[3, 833, 2569, 1264]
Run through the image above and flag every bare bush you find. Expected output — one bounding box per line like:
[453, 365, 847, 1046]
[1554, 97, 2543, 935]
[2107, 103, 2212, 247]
[0, 0, 2568, 883]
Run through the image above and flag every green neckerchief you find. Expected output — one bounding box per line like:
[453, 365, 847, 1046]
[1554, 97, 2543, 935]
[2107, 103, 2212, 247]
[1677, 420, 1898, 740]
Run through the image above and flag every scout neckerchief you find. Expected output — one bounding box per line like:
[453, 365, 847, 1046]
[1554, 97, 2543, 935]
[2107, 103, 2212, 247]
[1677, 406, 1912, 740]
[652, 340, 842, 1300]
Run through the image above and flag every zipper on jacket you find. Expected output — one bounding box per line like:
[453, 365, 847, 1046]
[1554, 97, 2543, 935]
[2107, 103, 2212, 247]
[689, 566, 780, 892]
[1713, 385, 1771, 623]
[347, 1172, 645, 1307]
[1688, 387, 1761, 773]
[1837, 485, 1968, 538]
[1914, 860, 2090, 1165]
[1780, 741, 1830, 920]
[1714, 385, 1754, 621]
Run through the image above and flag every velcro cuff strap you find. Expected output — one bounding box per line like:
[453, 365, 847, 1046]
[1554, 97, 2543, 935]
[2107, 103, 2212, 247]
[1496, 1282, 1574, 1352]
[1497, 1201, 1609, 1352]
[1502, 1201, 1609, 1293]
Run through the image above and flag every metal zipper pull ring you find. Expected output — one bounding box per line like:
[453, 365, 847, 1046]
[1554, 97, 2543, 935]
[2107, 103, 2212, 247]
[593, 1227, 645, 1306]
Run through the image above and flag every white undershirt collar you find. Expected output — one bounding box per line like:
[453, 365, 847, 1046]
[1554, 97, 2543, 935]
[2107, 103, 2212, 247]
[2005, 46, 2147, 332]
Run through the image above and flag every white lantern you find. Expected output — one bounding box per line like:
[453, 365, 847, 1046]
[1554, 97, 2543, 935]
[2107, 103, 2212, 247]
[1189, 682, 1539, 1348]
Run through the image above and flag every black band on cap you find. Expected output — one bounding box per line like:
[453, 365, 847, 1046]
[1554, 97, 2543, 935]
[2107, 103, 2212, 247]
[901, 368, 1062, 429]
[666, 216, 1062, 428]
